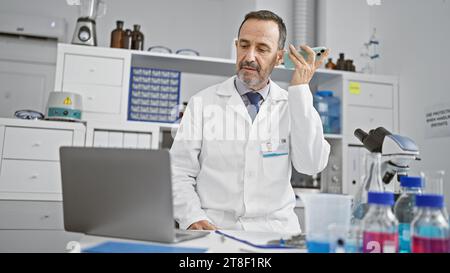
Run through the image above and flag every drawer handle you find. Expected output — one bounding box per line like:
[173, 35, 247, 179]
[32, 142, 42, 147]
[30, 174, 39, 179]
[41, 215, 50, 220]
[89, 68, 95, 73]
[87, 96, 94, 101]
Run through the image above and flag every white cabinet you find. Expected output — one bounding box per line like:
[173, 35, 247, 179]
[0, 160, 62, 193]
[345, 106, 394, 143]
[0, 36, 56, 119]
[0, 118, 86, 201]
[0, 200, 64, 230]
[317, 73, 399, 196]
[55, 44, 131, 122]
[0, 118, 85, 252]
[3, 127, 73, 160]
[85, 121, 159, 150]
[347, 82, 394, 109]
[62, 54, 124, 86]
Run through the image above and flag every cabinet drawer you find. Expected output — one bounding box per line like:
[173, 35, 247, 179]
[346, 106, 394, 144]
[347, 81, 393, 109]
[63, 54, 124, 86]
[63, 83, 122, 114]
[3, 127, 73, 161]
[0, 160, 61, 193]
[0, 200, 63, 230]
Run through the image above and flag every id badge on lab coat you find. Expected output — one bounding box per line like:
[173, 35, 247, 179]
[261, 139, 289, 158]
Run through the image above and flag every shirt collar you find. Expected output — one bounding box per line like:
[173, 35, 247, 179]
[234, 76, 270, 100]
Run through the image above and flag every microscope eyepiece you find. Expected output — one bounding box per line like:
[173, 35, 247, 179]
[354, 129, 368, 143]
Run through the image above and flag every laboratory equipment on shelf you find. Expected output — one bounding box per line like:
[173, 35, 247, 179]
[354, 127, 420, 187]
[360, 28, 380, 74]
[131, 24, 144, 50]
[67, 0, 106, 46]
[394, 176, 423, 253]
[110, 20, 126, 48]
[313, 90, 340, 134]
[411, 194, 450, 253]
[147, 46, 200, 56]
[14, 110, 45, 120]
[362, 191, 399, 253]
[46, 91, 83, 122]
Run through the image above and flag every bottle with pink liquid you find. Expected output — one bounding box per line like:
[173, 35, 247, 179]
[362, 191, 399, 253]
[411, 194, 449, 253]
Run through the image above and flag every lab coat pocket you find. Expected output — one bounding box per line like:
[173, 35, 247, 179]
[261, 139, 289, 180]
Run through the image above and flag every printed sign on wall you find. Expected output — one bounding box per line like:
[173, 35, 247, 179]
[425, 102, 450, 138]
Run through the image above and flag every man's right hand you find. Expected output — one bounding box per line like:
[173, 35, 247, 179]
[188, 220, 217, 230]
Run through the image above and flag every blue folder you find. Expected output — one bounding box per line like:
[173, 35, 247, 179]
[83, 241, 208, 253]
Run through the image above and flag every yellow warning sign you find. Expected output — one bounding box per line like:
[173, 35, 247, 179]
[349, 82, 361, 95]
[63, 97, 72, 105]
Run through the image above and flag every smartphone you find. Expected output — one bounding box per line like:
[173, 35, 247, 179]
[283, 46, 327, 69]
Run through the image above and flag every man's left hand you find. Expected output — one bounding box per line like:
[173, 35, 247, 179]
[288, 44, 330, 86]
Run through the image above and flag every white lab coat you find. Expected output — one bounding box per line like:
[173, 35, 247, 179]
[170, 76, 330, 234]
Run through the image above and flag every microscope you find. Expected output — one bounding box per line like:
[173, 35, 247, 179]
[354, 127, 420, 188]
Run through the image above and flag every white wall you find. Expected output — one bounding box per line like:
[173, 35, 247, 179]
[0, 0, 263, 59]
[318, 0, 372, 70]
[0, 0, 298, 57]
[321, 0, 450, 209]
[255, 0, 294, 45]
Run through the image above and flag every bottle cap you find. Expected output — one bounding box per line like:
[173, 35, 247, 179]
[400, 176, 423, 188]
[415, 194, 444, 208]
[316, 90, 333, 97]
[368, 191, 394, 206]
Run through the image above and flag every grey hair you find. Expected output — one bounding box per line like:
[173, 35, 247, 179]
[238, 10, 287, 50]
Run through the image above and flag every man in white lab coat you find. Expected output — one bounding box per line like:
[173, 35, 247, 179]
[170, 10, 330, 234]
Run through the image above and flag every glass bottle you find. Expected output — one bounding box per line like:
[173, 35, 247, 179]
[131, 24, 144, 50]
[420, 170, 449, 221]
[362, 191, 399, 253]
[110, 20, 126, 49]
[394, 176, 423, 253]
[325, 58, 336, 70]
[123, 29, 132, 49]
[335, 53, 346, 70]
[411, 194, 450, 253]
[345, 60, 355, 72]
[352, 152, 384, 225]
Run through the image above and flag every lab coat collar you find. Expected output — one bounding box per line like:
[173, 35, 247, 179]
[216, 76, 287, 102]
[216, 76, 287, 124]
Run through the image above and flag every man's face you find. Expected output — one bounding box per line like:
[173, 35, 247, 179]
[236, 19, 284, 90]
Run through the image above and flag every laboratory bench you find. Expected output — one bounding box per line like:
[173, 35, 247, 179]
[74, 230, 306, 253]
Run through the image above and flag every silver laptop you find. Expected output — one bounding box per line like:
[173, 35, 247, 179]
[59, 147, 209, 243]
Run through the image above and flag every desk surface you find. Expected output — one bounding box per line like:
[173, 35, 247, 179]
[76, 230, 306, 253]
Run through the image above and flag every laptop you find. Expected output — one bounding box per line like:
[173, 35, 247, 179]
[59, 147, 209, 243]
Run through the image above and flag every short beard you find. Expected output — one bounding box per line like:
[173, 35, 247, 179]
[237, 70, 264, 89]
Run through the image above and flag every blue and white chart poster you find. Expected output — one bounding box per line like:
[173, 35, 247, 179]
[128, 67, 181, 123]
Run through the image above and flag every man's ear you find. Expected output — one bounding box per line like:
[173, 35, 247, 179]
[276, 49, 285, 66]
[235, 38, 238, 48]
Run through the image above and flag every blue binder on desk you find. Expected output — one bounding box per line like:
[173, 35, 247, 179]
[83, 241, 208, 253]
